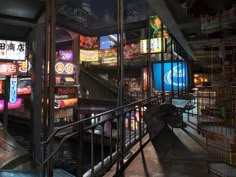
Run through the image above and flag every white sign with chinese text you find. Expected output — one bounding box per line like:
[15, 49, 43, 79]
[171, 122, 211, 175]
[0, 40, 26, 60]
[9, 77, 18, 103]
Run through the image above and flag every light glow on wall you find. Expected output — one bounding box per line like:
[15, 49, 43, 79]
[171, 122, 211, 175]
[0, 98, 22, 110]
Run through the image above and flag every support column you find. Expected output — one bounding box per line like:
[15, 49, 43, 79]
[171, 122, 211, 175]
[117, 0, 125, 173]
[3, 76, 9, 130]
[45, 0, 56, 176]
[161, 23, 165, 100]
[146, 3, 151, 98]
[31, 23, 44, 164]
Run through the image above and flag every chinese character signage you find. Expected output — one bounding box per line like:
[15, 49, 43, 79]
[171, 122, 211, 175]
[0, 62, 18, 76]
[0, 40, 26, 60]
[9, 77, 18, 103]
[18, 60, 31, 73]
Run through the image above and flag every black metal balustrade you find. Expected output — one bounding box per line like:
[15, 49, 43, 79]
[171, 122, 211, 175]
[41, 93, 170, 177]
[195, 87, 236, 177]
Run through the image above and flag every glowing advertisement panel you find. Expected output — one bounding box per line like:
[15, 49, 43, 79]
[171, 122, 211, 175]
[55, 98, 78, 109]
[0, 98, 22, 111]
[58, 50, 73, 61]
[153, 62, 188, 91]
[80, 49, 98, 62]
[140, 38, 166, 54]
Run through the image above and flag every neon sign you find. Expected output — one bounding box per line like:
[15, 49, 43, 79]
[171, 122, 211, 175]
[58, 50, 73, 61]
[18, 60, 31, 73]
[56, 87, 76, 95]
[9, 77, 17, 103]
[0, 62, 18, 76]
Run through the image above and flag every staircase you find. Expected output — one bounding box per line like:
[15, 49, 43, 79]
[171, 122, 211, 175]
[206, 133, 236, 177]
[80, 68, 136, 103]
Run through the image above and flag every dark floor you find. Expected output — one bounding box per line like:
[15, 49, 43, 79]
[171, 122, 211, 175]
[105, 124, 213, 177]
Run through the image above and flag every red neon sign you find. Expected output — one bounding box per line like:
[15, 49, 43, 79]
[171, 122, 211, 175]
[0, 62, 18, 76]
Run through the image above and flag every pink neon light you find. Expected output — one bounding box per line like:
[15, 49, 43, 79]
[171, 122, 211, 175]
[0, 98, 22, 111]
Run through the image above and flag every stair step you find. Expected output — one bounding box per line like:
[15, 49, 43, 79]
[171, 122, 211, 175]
[0, 169, 75, 177]
[208, 161, 236, 177]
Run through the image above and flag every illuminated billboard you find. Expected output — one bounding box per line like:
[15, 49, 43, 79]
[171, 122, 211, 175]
[153, 62, 188, 91]
[0, 40, 26, 60]
[124, 43, 141, 59]
[80, 49, 98, 62]
[80, 35, 99, 49]
[140, 38, 166, 54]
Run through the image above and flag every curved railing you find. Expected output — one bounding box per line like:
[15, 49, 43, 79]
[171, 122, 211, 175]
[196, 87, 236, 177]
[41, 93, 171, 177]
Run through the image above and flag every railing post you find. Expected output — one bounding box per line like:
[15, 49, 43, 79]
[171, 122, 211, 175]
[42, 144, 46, 177]
[76, 110, 84, 177]
[139, 106, 143, 146]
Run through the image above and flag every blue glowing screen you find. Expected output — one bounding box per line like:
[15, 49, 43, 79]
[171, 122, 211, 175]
[153, 62, 188, 91]
[99, 34, 117, 50]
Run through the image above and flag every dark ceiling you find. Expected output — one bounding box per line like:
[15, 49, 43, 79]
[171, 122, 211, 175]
[0, 0, 235, 72]
[0, 0, 44, 40]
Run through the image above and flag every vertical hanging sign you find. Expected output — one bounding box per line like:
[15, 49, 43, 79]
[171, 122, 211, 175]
[9, 77, 17, 103]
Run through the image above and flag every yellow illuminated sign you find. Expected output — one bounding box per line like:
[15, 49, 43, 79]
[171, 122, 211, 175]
[80, 49, 98, 62]
[140, 37, 166, 54]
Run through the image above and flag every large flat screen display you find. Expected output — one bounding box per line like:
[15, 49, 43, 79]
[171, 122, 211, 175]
[153, 62, 188, 91]
[99, 34, 118, 50]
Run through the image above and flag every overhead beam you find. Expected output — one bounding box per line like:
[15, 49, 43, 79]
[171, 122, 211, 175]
[178, 21, 200, 30]
[188, 35, 236, 44]
[0, 14, 35, 27]
[147, 0, 196, 60]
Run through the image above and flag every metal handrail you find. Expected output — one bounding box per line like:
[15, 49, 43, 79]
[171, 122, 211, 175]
[42, 92, 167, 177]
[42, 94, 161, 146]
